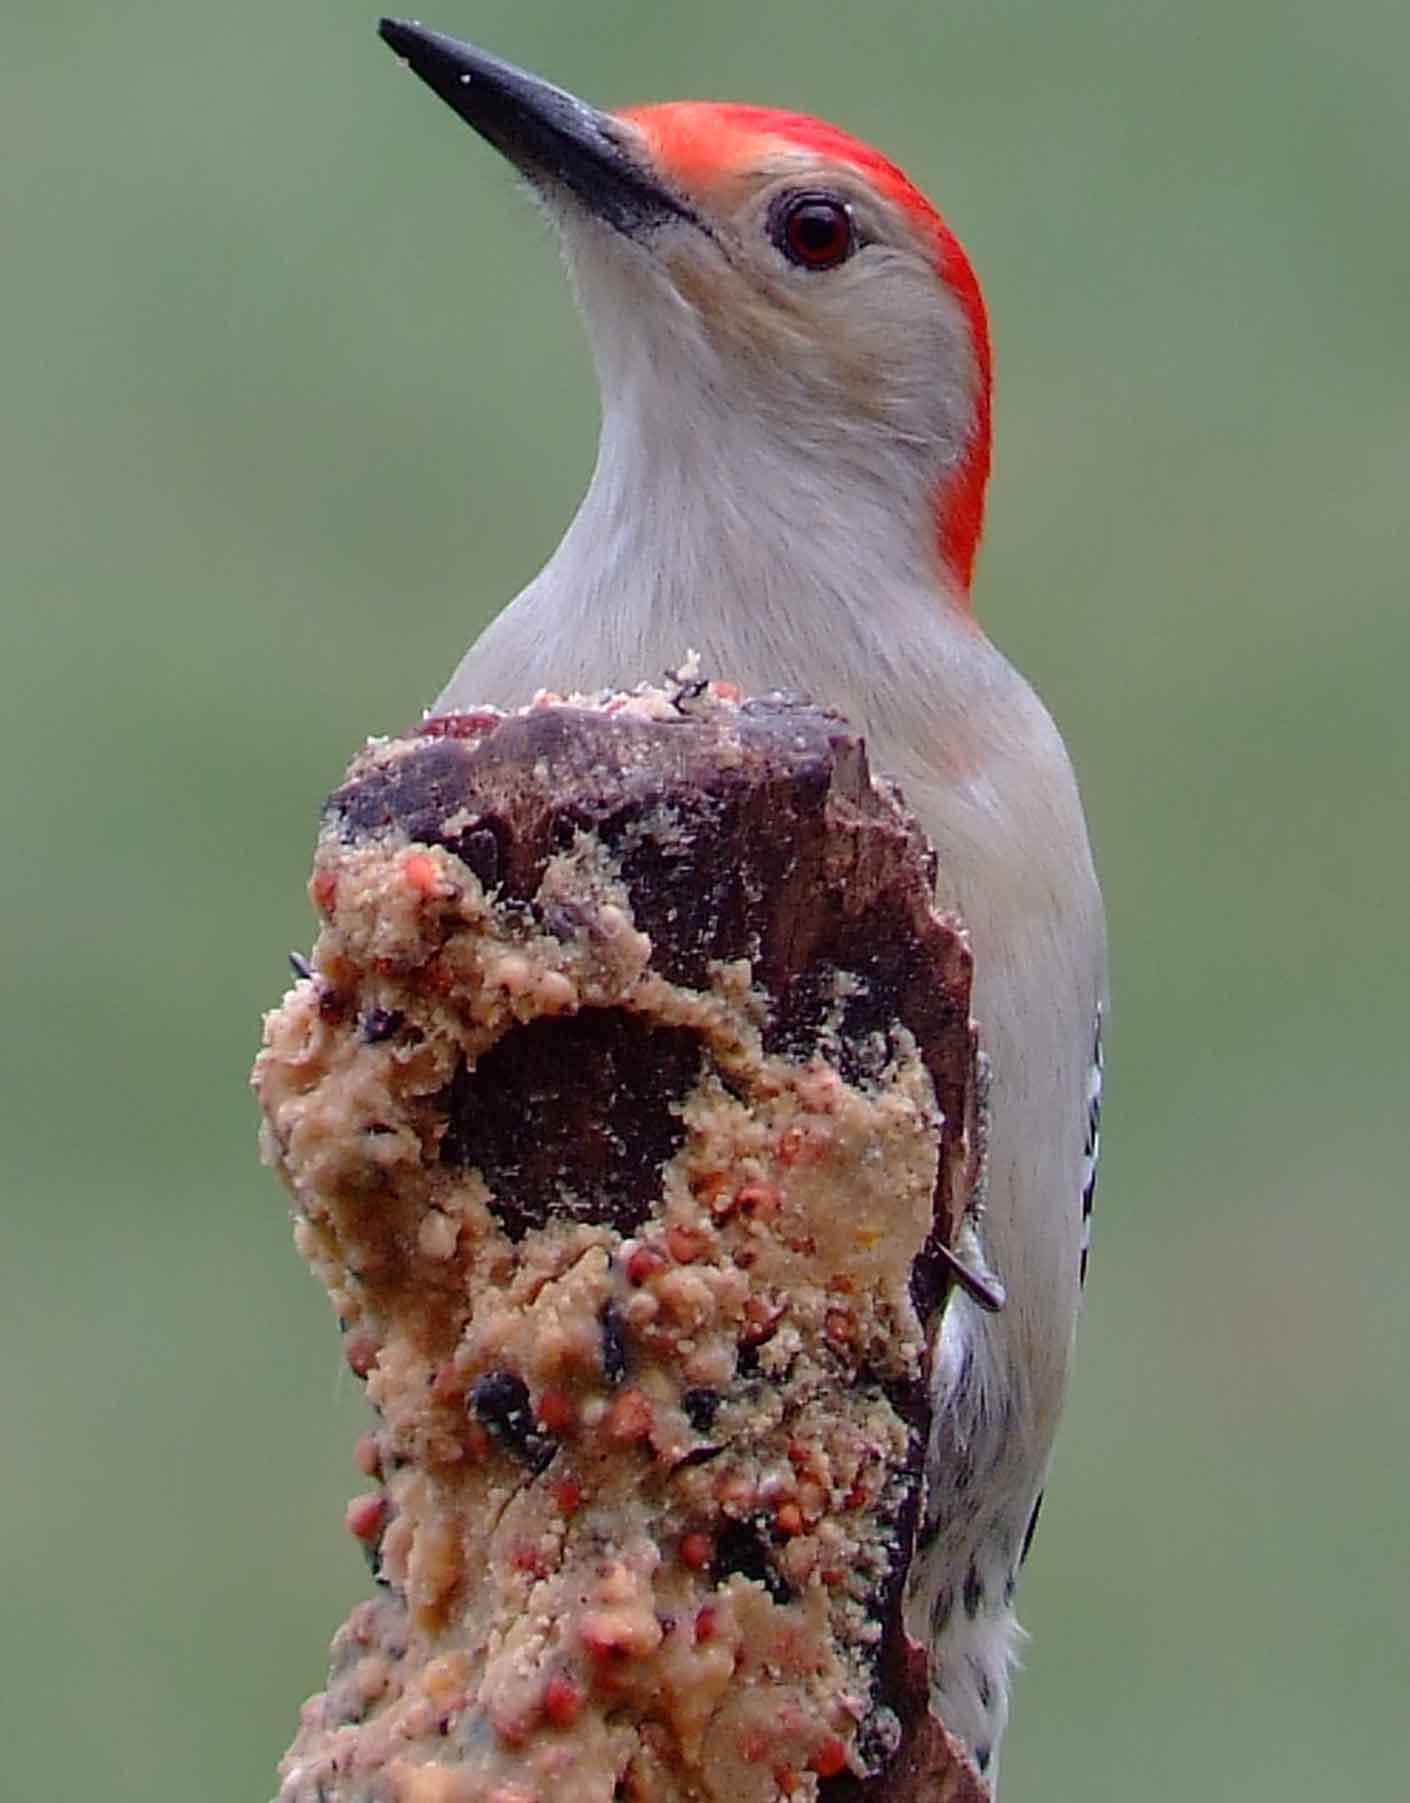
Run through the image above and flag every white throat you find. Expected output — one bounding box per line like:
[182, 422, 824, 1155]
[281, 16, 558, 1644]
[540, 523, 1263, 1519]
[438, 346, 984, 755]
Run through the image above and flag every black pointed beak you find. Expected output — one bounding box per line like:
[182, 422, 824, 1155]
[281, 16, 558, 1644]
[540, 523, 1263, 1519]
[378, 19, 695, 239]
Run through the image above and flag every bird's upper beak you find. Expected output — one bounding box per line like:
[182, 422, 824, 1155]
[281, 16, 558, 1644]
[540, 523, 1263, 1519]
[378, 20, 696, 240]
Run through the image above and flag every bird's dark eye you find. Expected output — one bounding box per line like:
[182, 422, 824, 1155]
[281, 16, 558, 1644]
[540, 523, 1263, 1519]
[774, 193, 854, 270]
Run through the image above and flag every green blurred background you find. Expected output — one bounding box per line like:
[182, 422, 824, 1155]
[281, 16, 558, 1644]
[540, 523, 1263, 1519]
[4, 0, 1406, 1796]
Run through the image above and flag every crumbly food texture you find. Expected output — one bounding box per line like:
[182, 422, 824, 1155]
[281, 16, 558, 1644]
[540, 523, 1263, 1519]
[254, 682, 983, 1803]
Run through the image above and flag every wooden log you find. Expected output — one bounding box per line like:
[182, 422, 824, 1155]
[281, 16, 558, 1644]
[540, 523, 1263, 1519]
[254, 682, 990, 1803]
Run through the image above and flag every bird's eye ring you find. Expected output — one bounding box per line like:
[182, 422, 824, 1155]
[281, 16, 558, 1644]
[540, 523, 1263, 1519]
[773, 193, 855, 270]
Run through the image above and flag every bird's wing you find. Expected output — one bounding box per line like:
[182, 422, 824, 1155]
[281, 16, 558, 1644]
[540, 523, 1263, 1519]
[1078, 1005, 1104, 1287]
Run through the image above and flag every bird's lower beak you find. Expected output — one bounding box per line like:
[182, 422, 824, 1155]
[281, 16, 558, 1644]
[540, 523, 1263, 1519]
[378, 20, 694, 240]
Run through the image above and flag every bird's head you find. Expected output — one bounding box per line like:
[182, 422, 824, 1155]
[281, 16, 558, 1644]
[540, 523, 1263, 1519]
[379, 21, 992, 600]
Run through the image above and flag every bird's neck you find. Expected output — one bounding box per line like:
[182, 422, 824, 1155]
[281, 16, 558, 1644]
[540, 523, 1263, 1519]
[509, 384, 981, 723]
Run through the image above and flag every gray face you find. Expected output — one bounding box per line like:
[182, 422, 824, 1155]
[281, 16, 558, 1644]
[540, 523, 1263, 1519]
[378, 20, 980, 476]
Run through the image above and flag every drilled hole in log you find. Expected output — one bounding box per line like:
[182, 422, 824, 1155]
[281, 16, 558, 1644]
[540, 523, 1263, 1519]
[439, 1009, 704, 1239]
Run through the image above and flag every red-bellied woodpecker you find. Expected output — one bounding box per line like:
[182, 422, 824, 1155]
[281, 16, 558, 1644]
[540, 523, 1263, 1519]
[378, 20, 1107, 1789]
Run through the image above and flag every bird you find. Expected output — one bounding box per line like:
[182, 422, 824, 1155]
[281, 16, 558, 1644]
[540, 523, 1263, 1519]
[376, 19, 1107, 1790]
